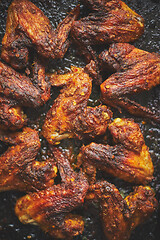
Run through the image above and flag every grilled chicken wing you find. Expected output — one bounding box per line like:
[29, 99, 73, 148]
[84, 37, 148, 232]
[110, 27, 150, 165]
[1, 0, 80, 70]
[71, 0, 144, 65]
[108, 118, 145, 152]
[100, 43, 160, 122]
[42, 66, 112, 144]
[0, 96, 27, 130]
[72, 0, 144, 44]
[0, 56, 50, 130]
[0, 127, 57, 192]
[15, 147, 89, 238]
[86, 181, 158, 240]
[78, 118, 153, 184]
[79, 142, 153, 184]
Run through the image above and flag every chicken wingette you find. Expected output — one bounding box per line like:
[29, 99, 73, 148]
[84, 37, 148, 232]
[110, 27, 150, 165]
[0, 96, 27, 130]
[0, 56, 50, 130]
[72, 0, 144, 44]
[15, 147, 89, 238]
[100, 43, 160, 122]
[86, 181, 158, 240]
[1, 0, 80, 69]
[42, 66, 112, 144]
[71, 0, 144, 65]
[0, 127, 57, 192]
[78, 118, 154, 184]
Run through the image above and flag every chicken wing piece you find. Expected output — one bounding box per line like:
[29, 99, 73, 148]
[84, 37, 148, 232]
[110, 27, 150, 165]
[0, 58, 50, 107]
[15, 147, 89, 238]
[1, 0, 80, 70]
[0, 56, 51, 129]
[71, 0, 144, 65]
[100, 43, 160, 122]
[78, 118, 153, 184]
[42, 213, 84, 239]
[108, 118, 145, 152]
[72, 0, 144, 44]
[86, 181, 158, 240]
[78, 142, 153, 184]
[42, 66, 112, 144]
[80, 118, 145, 184]
[0, 96, 27, 130]
[0, 127, 57, 192]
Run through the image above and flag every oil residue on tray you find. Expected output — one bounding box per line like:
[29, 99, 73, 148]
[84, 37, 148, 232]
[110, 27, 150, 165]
[0, 0, 160, 240]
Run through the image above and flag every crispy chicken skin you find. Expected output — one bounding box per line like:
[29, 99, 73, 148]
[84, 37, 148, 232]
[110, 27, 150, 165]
[0, 127, 57, 192]
[78, 118, 153, 184]
[72, 105, 112, 139]
[100, 43, 160, 122]
[43, 214, 85, 239]
[0, 57, 50, 130]
[15, 147, 89, 238]
[79, 142, 153, 184]
[108, 118, 145, 152]
[80, 161, 97, 185]
[71, 0, 144, 64]
[72, 0, 144, 44]
[84, 60, 103, 85]
[1, 0, 80, 70]
[79, 118, 145, 184]
[0, 96, 27, 130]
[86, 181, 158, 240]
[0, 59, 50, 107]
[42, 66, 112, 144]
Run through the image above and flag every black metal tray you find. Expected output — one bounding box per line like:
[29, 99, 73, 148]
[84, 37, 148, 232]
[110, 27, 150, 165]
[0, 0, 160, 240]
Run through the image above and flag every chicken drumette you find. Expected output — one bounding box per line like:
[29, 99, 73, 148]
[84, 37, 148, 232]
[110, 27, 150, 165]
[42, 66, 112, 145]
[100, 43, 160, 122]
[78, 118, 154, 184]
[1, 0, 79, 70]
[0, 56, 51, 130]
[15, 147, 89, 239]
[0, 127, 57, 192]
[86, 181, 158, 240]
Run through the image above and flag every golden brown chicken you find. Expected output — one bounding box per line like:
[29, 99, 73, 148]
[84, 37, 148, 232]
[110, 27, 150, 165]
[0, 56, 50, 130]
[1, 0, 80, 70]
[0, 127, 57, 192]
[78, 118, 154, 184]
[79, 142, 153, 184]
[100, 43, 160, 122]
[15, 147, 89, 239]
[72, 0, 144, 44]
[71, 0, 144, 64]
[108, 118, 145, 152]
[86, 181, 158, 240]
[0, 96, 27, 130]
[42, 66, 112, 144]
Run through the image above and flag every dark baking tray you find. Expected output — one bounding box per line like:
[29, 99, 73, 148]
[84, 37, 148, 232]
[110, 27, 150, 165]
[0, 0, 160, 240]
